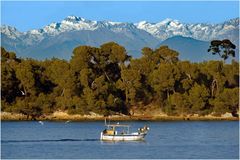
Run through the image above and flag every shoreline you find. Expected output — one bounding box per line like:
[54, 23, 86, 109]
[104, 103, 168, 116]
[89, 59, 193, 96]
[1, 112, 239, 121]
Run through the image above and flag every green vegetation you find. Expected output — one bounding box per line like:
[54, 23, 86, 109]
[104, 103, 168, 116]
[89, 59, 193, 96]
[1, 42, 239, 120]
[208, 39, 236, 61]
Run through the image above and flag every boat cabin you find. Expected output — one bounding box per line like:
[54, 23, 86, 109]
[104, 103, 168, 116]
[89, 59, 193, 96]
[103, 124, 130, 135]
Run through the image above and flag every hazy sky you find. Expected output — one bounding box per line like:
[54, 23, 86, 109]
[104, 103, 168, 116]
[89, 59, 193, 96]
[1, 1, 239, 32]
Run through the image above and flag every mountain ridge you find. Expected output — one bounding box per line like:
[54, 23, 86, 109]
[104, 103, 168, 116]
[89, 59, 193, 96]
[1, 16, 239, 60]
[2, 16, 238, 41]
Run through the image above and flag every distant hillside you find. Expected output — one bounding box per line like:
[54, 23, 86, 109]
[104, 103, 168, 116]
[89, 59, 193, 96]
[157, 36, 239, 62]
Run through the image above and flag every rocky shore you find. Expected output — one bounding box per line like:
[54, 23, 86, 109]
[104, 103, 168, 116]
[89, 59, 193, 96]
[1, 111, 239, 121]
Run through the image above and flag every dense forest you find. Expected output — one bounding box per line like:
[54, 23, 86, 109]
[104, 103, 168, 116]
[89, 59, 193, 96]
[1, 42, 239, 119]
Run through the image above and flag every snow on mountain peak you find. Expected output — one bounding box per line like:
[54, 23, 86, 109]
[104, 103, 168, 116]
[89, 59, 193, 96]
[63, 15, 89, 23]
[159, 18, 173, 24]
[1, 16, 238, 44]
[33, 16, 98, 36]
[1, 25, 17, 31]
[137, 21, 148, 26]
[108, 21, 123, 25]
[135, 17, 239, 41]
[65, 15, 83, 21]
[42, 22, 61, 35]
[0, 25, 22, 39]
[156, 18, 180, 27]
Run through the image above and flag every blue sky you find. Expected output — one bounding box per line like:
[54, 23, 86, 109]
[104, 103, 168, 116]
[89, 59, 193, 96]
[1, 1, 239, 32]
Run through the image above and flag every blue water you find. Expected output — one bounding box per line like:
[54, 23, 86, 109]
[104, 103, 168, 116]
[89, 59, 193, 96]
[1, 121, 239, 159]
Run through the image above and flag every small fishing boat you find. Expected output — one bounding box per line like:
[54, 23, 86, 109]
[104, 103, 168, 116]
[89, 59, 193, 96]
[100, 120, 149, 141]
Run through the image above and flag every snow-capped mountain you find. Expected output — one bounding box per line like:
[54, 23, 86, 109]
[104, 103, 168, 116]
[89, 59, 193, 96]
[2, 16, 145, 45]
[135, 18, 239, 44]
[2, 16, 143, 39]
[1, 16, 159, 59]
[1, 25, 23, 39]
[1, 16, 239, 60]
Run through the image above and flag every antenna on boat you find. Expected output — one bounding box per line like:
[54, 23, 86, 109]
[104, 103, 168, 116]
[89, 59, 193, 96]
[104, 118, 107, 125]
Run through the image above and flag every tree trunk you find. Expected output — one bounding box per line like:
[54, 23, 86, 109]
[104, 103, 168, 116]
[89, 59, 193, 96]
[23, 86, 27, 96]
[186, 73, 192, 80]
[125, 89, 129, 104]
[104, 71, 111, 82]
[61, 88, 65, 96]
[211, 79, 218, 97]
[167, 90, 170, 100]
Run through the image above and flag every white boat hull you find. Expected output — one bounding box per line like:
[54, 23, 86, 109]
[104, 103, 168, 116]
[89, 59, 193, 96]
[100, 132, 146, 141]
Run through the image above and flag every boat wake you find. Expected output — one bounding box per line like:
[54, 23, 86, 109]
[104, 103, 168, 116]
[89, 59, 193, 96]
[2, 138, 100, 143]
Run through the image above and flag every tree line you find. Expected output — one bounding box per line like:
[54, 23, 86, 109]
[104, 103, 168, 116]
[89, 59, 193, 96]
[1, 42, 239, 119]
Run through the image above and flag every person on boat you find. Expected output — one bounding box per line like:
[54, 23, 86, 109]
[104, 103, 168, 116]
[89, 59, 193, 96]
[121, 130, 126, 135]
[103, 129, 107, 134]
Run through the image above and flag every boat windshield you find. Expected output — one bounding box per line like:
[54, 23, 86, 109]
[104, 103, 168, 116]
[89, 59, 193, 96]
[105, 124, 130, 134]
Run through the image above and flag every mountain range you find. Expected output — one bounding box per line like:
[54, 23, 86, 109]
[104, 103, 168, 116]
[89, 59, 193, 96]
[1, 16, 239, 61]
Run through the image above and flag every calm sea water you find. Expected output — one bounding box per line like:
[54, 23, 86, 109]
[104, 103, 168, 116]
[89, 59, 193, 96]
[1, 121, 239, 159]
